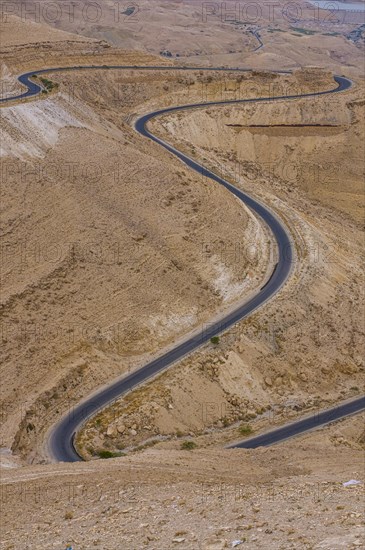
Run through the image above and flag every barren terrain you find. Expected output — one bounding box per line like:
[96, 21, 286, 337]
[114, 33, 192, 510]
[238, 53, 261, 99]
[2, 63, 278, 460]
[78, 69, 364, 460]
[1, 416, 364, 549]
[0, 4, 364, 549]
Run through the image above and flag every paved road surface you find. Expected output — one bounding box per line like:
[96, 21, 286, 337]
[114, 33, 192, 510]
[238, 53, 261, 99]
[228, 395, 365, 448]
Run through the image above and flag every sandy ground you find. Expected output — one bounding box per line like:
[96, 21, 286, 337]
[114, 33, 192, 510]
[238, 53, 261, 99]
[0, 7, 364, 549]
[1, 415, 364, 549]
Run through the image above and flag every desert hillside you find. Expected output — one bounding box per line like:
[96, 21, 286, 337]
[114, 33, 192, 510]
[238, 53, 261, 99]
[2, 1, 364, 72]
[0, 5, 364, 550]
[76, 70, 364, 460]
[2, 63, 279, 460]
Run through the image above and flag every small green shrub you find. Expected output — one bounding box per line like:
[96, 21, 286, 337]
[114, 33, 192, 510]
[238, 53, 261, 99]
[239, 424, 253, 436]
[181, 440, 197, 450]
[40, 77, 58, 92]
[210, 336, 220, 345]
[97, 450, 123, 459]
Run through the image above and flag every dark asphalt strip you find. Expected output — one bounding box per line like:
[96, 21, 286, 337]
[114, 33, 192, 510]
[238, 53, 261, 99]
[228, 395, 365, 449]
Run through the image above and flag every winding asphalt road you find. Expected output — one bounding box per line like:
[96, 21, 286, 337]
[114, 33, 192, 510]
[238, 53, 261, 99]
[228, 395, 365, 449]
[2, 66, 362, 462]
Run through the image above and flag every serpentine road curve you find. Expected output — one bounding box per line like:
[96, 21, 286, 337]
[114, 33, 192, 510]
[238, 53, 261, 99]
[2, 67, 363, 462]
